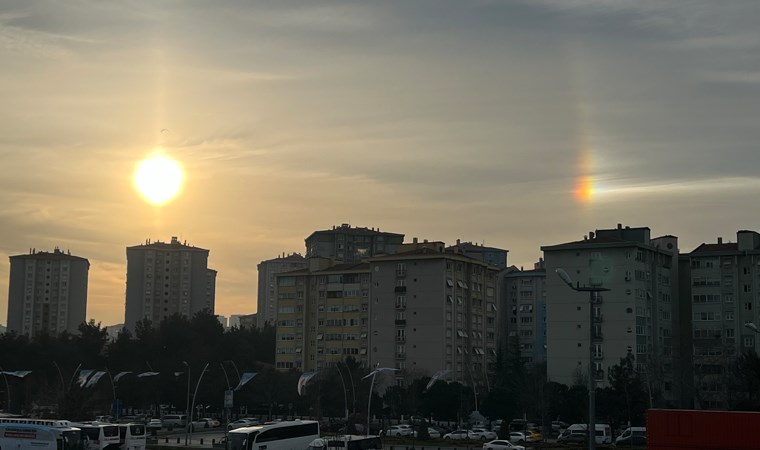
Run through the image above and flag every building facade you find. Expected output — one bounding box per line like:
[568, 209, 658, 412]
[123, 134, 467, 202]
[257, 253, 307, 328]
[274, 259, 370, 371]
[305, 224, 404, 263]
[368, 245, 500, 388]
[542, 225, 678, 402]
[503, 261, 547, 364]
[7, 248, 89, 337]
[680, 230, 760, 409]
[124, 237, 216, 330]
[446, 240, 509, 269]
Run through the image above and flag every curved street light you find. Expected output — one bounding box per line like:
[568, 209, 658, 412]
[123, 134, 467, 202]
[555, 268, 610, 450]
[362, 367, 398, 436]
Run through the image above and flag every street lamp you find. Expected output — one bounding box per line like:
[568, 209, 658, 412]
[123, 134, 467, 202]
[746, 322, 759, 334]
[555, 268, 610, 450]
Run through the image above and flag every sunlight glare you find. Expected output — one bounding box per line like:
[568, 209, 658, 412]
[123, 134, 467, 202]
[134, 153, 184, 206]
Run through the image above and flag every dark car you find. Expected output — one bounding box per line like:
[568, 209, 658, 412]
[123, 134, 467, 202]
[557, 432, 588, 445]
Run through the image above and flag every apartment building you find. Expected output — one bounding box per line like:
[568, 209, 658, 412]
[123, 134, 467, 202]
[305, 224, 404, 263]
[503, 260, 547, 364]
[542, 225, 678, 401]
[125, 237, 216, 330]
[446, 240, 509, 269]
[274, 258, 370, 371]
[680, 230, 760, 409]
[368, 244, 500, 388]
[7, 248, 89, 337]
[257, 253, 308, 327]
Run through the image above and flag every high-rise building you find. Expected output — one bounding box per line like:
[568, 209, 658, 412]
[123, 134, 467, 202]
[257, 253, 307, 327]
[7, 248, 89, 337]
[305, 224, 404, 263]
[124, 236, 216, 331]
[680, 230, 760, 409]
[274, 258, 370, 371]
[542, 224, 678, 403]
[502, 260, 547, 364]
[368, 243, 500, 387]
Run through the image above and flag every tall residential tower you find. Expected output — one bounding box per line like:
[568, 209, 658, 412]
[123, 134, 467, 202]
[257, 253, 307, 327]
[125, 237, 216, 330]
[7, 248, 89, 337]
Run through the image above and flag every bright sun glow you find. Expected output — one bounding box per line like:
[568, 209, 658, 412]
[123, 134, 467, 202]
[134, 154, 184, 205]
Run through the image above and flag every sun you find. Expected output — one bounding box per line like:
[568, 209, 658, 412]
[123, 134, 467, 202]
[134, 153, 184, 205]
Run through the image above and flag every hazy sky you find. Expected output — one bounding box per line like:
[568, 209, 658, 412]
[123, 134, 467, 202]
[2, 0, 760, 326]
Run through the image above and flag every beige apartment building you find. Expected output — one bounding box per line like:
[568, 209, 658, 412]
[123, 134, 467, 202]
[680, 230, 760, 409]
[7, 248, 89, 337]
[274, 258, 370, 370]
[257, 253, 308, 328]
[125, 237, 216, 331]
[368, 243, 500, 388]
[542, 225, 678, 402]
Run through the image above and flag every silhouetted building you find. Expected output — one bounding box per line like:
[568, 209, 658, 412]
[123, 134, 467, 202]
[7, 247, 89, 337]
[257, 253, 307, 327]
[447, 240, 509, 269]
[503, 260, 547, 364]
[124, 236, 216, 331]
[305, 224, 404, 263]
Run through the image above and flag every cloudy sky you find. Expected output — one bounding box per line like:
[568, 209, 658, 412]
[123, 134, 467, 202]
[2, 0, 760, 326]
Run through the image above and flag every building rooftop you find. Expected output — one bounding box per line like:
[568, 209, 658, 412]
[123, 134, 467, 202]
[690, 242, 740, 254]
[10, 247, 89, 264]
[305, 224, 404, 241]
[127, 236, 208, 252]
[446, 240, 508, 254]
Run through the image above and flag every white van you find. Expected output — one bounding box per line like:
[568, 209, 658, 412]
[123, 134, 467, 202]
[560, 423, 612, 445]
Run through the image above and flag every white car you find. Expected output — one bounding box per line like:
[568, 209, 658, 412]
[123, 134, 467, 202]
[147, 419, 163, 431]
[483, 440, 525, 450]
[189, 418, 210, 431]
[228, 418, 260, 430]
[412, 427, 441, 438]
[508, 432, 527, 443]
[443, 430, 471, 440]
[469, 428, 497, 440]
[384, 425, 412, 437]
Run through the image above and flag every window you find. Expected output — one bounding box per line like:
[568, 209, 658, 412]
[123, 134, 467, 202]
[446, 278, 454, 287]
[744, 337, 755, 348]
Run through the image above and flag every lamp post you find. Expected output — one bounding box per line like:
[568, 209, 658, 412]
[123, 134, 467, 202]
[555, 269, 610, 450]
[183, 361, 191, 445]
[362, 366, 398, 436]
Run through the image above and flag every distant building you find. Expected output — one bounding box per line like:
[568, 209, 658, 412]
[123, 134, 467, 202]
[447, 240, 509, 269]
[124, 236, 216, 331]
[305, 224, 404, 263]
[503, 260, 547, 364]
[105, 323, 124, 340]
[217, 315, 228, 328]
[0, 324, 5, 334]
[369, 242, 500, 387]
[257, 253, 308, 327]
[542, 224, 678, 404]
[238, 313, 257, 329]
[274, 258, 370, 371]
[7, 248, 89, 338]
[680, 230, 760, 409]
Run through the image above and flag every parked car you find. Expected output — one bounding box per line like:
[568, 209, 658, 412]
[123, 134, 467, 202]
[412, 427, 441, 438]
[228, 418, 259, 430]
[470, 429, 498, 440]
[189, 418, 211, 431]
[483, 440, 525, 450]
[557, 431, 587, 444]
[202, 418, 221, 428]
[383, 425, 412, 437]
[443, 430, 471, 440]
[508, 432, 527, 443]
[614, 427, 646, 446]
[147, 419, 163, 431]
[525, 429, 542, 442]
[162, 415, 187, 429]
[490, 420, 503, 432]
[551, 421, 569, 433]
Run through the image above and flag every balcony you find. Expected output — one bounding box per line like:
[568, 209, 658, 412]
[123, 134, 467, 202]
[395, 336, 406, 343]
[394, 286, 407, 293]
[395, 302, 406, 310]
[593, 352, 604, 360]
[396, 269, 407, 277]
[593, 314, 604, 323]
[395, 319, 407, 325]
[395, 353, 406, 360]
[592, 332, 604, 341]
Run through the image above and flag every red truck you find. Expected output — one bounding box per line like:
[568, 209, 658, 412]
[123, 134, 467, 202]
[647, 408, 760, 449]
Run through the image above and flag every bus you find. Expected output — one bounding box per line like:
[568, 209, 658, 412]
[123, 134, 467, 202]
[118, 424, 146, 450]
[0, 423, 83, 450]
[71, 424, 120, 450]
[307, 435, 382, 450]
[228, 420, 320, 450]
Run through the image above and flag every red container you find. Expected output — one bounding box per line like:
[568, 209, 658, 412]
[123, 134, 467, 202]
[647, 408, 760, 450]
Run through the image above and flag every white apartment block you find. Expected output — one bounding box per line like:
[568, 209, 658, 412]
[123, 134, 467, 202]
[125, 236, 216, 330]
[542, 225, 678, 401]
[257, 253, 307, 328]
[7, 248, 89, 337]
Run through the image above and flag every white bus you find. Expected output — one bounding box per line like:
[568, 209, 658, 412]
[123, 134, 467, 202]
[117, 424, 146, 450]
[228, 420, 320, 450]
[72, 424, 120, 450]
[0, 423, 83, 450]
[307, 435, 383, 450]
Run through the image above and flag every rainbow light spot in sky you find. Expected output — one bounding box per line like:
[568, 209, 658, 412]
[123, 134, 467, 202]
[574, 175, 595, 203]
